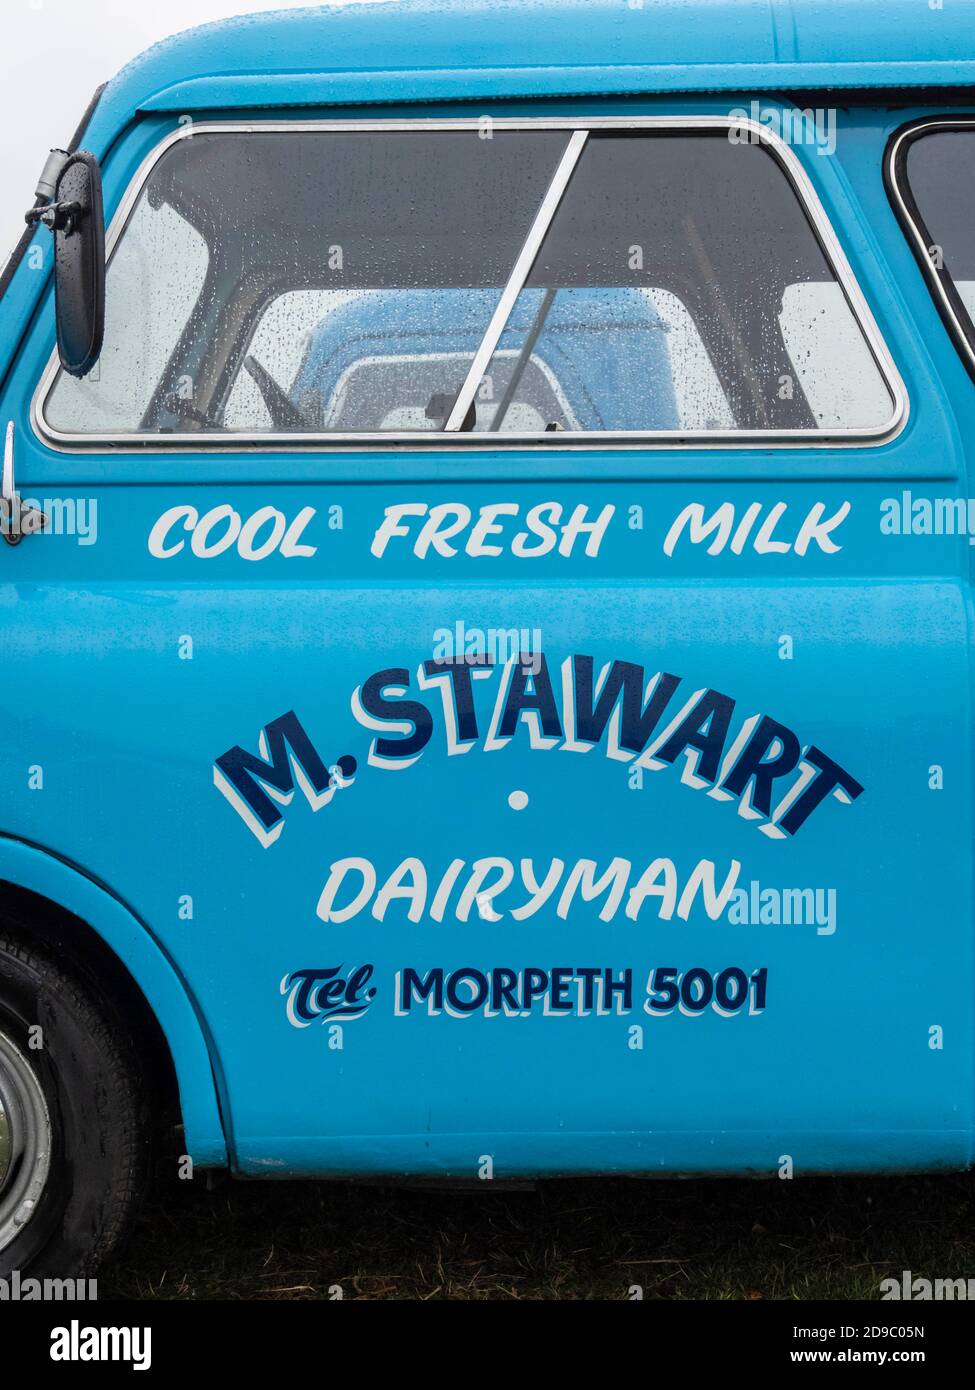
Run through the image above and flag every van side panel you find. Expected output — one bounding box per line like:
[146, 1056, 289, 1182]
[0, 478, 969, 1176]
[0, 101, 972, 1177]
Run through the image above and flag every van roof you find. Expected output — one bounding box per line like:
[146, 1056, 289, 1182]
[87, 0, 975, 150]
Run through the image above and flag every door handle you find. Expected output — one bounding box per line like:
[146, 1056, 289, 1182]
[2, 423, 47, 545]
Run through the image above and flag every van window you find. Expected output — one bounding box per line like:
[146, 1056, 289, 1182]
[892, 123, 975, 372]
[40, 123, 900, 443]
[49, 199, 209, 432]
[45, 129, 568, 438]
[222, 288, 583, 432]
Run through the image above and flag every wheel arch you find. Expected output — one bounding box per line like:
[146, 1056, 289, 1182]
[0, 835, 228, 1168]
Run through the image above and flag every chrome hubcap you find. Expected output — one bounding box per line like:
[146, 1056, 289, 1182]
[0, 1029, 51, 1253]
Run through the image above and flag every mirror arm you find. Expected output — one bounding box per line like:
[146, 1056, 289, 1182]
[23, 148, 75, 229]
[25, 200, 83, 234]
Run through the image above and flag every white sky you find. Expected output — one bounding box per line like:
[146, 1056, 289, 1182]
[0, 0, 381, 256]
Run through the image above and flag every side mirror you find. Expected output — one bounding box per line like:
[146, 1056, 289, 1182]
[26, 150, 105, 378]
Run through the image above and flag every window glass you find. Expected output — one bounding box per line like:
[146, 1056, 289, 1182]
[47, 199, 209, 431]
[958, 283, 975, 320]
[651, 288, 734, 432]
[45, 130, 569, 435]
[223, 289, 358, 430]
[475, 132, 893, 432]
[41, 125, 896, 440]
[778, 284, 893, 429]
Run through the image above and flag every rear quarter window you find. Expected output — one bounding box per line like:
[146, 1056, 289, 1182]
[888, 119, 975, 378]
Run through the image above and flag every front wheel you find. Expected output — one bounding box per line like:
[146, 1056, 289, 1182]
[0, 930, 148, 1278]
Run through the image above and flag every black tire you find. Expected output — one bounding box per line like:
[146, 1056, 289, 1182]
[0, 928, 148, 1278]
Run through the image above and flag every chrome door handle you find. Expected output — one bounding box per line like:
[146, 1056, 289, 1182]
[2, 422, 47, 545]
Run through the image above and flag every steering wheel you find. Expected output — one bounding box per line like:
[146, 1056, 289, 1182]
[242, 355, 309, 431]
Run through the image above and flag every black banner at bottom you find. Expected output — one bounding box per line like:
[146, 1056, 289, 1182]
[2, 1296, 968, 1375]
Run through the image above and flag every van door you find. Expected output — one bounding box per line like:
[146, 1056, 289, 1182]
[4, 107, 972, 1176]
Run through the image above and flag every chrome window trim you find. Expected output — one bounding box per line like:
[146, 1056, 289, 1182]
[444, 128, 588, 429]
[886, 115, 975, 383]
[32, 114, 908, 453]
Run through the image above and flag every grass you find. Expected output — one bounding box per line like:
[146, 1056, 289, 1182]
[101, 1164, 975, 1301]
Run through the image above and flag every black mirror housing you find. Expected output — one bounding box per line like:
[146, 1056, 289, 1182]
[51, 151, 105, 378]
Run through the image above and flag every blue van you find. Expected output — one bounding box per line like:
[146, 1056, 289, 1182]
[2, 0, 975, 1277]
